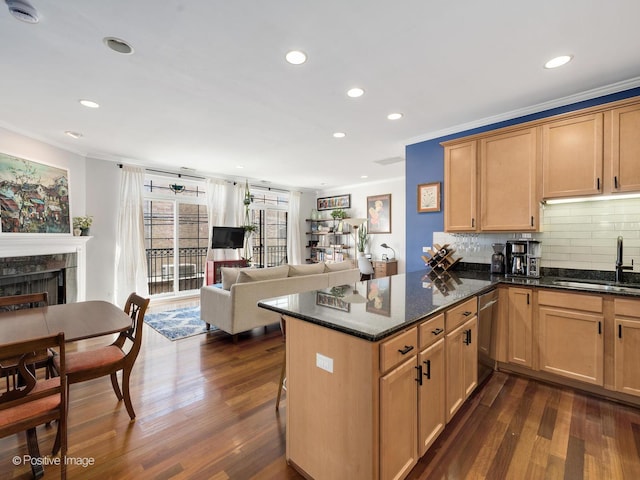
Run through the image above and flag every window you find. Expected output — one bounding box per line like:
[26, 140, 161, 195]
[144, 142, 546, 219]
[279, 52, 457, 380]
[246, 188, 289, 267]
[143, 175, 208, 296]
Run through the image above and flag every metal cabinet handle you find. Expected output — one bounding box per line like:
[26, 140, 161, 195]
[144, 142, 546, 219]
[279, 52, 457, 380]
[432, 328, 444, 336]
[462, 311, 472, 317]
[615, 176, 619, 189]
[597, 177, 601, 190]
[463, 329, 472, 345]
[598, 321, 602, 335]
[619, 324, 623, 339]
[472, 218, 475, 228]
[423, 359, 431, 380]
[398, 345, 414, 355]
[415, 365, 423, 386]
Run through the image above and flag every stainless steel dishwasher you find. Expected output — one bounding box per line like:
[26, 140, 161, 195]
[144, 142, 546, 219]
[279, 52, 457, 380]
[477, 289, 499, 384]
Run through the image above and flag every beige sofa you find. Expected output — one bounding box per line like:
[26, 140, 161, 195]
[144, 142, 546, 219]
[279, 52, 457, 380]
[200, 261, 359, 336]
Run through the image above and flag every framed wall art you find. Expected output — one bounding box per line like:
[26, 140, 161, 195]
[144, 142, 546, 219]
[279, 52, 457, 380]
[317, 194, 351, 211]
[417, 182, 441, 213]
[0, 153, 71, 234]
[367, 193, 391, 234]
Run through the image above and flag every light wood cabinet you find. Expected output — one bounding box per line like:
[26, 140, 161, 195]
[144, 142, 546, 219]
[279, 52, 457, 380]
[444, 140, 477, 232]
[542, 112, 604, 199]
[613, 298, 640, 397]
[507, 287, 533, 368]
[538, 290, 604, 386]
[610, 103, 640, 192]
[479, 127, 538, 231]
[380, 356, 418, 480]
[445, 316, 477, 422]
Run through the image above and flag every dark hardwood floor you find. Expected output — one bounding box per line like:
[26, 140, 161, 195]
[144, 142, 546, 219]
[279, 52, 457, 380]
[2, 300, 640, 479]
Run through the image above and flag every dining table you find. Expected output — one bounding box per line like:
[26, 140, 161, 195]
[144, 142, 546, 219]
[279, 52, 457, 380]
[0, 300, 132, 479]
[0, 300, 132, 344]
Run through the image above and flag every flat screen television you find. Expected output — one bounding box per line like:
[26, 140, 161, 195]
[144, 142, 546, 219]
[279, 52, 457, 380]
[211, 226, 245, 249]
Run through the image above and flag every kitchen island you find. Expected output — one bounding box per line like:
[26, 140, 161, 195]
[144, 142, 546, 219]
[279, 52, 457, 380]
[259, 270, 495, 480]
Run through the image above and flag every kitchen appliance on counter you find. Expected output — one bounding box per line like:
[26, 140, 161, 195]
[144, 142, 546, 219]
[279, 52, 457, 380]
[490, 243, 505, 274]
[506, 240, 541, 278]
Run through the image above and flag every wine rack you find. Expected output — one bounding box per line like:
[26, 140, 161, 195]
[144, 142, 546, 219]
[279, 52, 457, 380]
[421, 243, 461, 272]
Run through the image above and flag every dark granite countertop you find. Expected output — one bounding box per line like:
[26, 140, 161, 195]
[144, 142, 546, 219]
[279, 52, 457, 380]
[258, 269, 640, 342]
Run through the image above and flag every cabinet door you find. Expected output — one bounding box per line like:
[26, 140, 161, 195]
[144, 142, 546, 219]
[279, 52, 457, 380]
[614, 318, 640, 397]
[611, 103, 640, 192]
[445, 323, 464, 422]
[538, 306, 603, 385]
[444, 141, 477, 232]
[418, 339, 445, 456]
[380, 356, 418, 480]
[479, 127, 538, 231]
[463, 316, 478, 398]
[542, 113, 604, 199]
[507, 288, 533, 368]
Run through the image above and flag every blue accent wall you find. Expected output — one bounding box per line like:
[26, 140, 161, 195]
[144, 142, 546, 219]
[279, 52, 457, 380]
[405, 86, 640, 273]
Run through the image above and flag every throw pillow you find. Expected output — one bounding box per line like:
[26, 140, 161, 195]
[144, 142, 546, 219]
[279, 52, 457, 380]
[221, 267, 241, 290]
[288, 262, 325, 277]
[236, 265, 290, 284]
[324, 261, 353, 272]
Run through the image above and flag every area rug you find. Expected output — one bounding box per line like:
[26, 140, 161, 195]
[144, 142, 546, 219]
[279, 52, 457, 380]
[144, 306, 213, 341]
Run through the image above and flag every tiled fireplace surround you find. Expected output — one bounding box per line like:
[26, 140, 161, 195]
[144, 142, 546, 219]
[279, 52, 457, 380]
[0, 236, 91, 303]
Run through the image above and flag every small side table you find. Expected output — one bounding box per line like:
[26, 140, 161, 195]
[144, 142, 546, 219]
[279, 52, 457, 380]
[372, 259, 398, 278]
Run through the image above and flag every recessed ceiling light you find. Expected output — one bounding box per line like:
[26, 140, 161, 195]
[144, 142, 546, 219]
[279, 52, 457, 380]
[64, 131, 82, 139]
[285, 50, 307, 65]
[333, 132, 346, 138]
[236, 165, 244, 169]
[347, 87, 365, 98]
[103, 36, 134, 55]
[544, 55, 573, 69]
[360, 175, 368, 179]
[387, 113, 403, 120]
[79, 99, 100, 108]
[6, 0, 39, 23]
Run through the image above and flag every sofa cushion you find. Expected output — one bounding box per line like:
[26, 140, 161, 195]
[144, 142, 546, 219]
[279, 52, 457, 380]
[324, 261, 353, 272]
[236, 265, 290, 284]
[221, 267, 242, 290]
[288, 262, 325, 277]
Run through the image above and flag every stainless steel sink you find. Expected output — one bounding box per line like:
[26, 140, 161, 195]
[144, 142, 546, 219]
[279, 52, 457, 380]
[552, 280, 640, 294]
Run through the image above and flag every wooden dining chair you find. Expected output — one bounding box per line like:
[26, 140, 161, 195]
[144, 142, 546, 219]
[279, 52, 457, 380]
[0, 293, 54, 388]
[54, 293, 150, 420]
[0, 333, 67, 480]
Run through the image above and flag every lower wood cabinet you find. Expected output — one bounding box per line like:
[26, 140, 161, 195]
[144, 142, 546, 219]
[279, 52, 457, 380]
[507, 287, 533, 368]
[445, 316, 477, 422]
[418, 338, 445, 456]
[614, 298, 640, 397]
[537, 290, 604, 386]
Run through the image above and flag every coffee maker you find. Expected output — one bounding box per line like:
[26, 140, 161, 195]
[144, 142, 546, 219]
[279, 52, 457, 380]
[506, 240, 541, 278]
[490, 243, 505, 274]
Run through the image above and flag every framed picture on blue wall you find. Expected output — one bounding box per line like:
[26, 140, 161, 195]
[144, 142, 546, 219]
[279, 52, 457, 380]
[417, 182, 440, 212]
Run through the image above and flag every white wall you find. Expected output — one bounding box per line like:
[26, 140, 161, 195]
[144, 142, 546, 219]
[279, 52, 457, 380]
[85, 157, 121, 301]
[318, 177, 406, 273]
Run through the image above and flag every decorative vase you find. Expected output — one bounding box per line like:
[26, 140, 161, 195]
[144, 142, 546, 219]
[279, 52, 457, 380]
[81, 228, 90, 236]
[73, 228, 82, 236]
[311, 208, 318, 220]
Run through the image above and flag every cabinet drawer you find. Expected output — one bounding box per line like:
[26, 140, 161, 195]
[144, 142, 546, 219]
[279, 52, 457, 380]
[418, 313, 445, 349]
[445, 298, 477, 331]
[539, 290, 602, 313]
[614, 297, 640, 318]
[380, 327, 418, 373]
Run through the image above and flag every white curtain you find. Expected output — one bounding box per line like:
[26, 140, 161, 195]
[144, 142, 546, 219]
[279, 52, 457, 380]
[205, 178, 229, 263]
[287, 191, 303, 265]
[114, 166, 149, 307]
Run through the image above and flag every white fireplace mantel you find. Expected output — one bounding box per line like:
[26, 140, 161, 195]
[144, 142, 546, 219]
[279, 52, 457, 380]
[0, 234, 92, 301]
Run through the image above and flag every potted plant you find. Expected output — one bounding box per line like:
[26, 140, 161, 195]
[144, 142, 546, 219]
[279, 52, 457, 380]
[357, 224, 368, 255]
[330, 208, 348, 220]
[73, 216, 93, 236]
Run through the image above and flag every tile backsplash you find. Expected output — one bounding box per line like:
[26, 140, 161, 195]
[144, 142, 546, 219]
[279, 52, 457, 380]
[431, 198, 640, 273]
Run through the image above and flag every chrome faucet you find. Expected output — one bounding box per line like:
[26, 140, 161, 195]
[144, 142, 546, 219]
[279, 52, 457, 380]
[616, 236, 633, 283]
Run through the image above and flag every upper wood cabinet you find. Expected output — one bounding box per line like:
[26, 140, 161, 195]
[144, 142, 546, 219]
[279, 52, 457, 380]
[541, 112, 604, 199]
[444, 141, 477, 232]
[611, 103, 640, 193]
[479, 127, 538, 231]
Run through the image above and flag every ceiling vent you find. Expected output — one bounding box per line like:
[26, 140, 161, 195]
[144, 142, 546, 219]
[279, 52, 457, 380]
[374, 156, 405, 166]
[103, 36, 134, 55]
[5, 0, 39, 23]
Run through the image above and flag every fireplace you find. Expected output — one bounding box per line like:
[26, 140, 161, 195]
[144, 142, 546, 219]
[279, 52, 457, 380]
[0, 235, 91, 302]
[0, 254, 77, 304]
